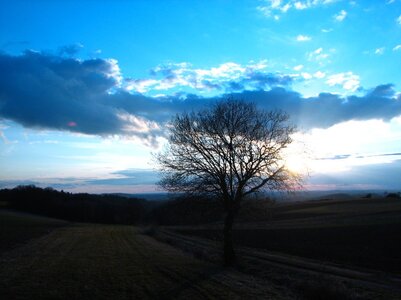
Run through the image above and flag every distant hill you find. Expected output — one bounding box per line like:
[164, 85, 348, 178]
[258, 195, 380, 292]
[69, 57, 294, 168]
[106, 192, 172, 201]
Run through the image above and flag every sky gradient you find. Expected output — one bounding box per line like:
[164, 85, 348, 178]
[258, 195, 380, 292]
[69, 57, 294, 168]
[1, 0, 401, 193]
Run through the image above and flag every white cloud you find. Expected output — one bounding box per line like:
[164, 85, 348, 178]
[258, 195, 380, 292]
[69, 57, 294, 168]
[326, 72, 360, 91]
[294, 1, 308, 9]
[257, 0, 341, 17]
[293, 64, 304, 71]
[124, 60, 292, 94]
[281, 3, 291, 12]
[334, 10, 347, 22]
[118, 113, 160, 134]
[315, 48, 323, 54]
[313, 71, 326, 78]
[397, 15, 401, 25]
[257, 6, 270, 17]
[296, 34, 311, 42]
[194, 62, 245, 78]
[321, 28, 333, 33]
[307, 47, 330, 62]
[105, 58, 123, 86]
[375, 47, 385, 55]
[393, 45, 401, 51]
[125, 79, 159, 93]
[270, 0, 282, 8]
[301, 72, 313, 79]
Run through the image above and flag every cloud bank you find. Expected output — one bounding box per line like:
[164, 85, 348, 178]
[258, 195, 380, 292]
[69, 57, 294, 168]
[0, 51, 400, 146]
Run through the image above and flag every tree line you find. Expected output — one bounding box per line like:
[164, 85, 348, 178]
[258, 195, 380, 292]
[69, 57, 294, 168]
[0, 185, 150, 224]
[0, 185, 274, 226]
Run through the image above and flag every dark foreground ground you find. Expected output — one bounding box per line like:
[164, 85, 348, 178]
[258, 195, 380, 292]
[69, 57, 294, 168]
[173, 196, 401, 274]
[0, 210, 293, 300]
[1, 196, 401, 299]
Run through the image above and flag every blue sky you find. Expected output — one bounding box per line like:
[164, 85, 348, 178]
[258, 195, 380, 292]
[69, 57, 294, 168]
[1, 0, 401, 193]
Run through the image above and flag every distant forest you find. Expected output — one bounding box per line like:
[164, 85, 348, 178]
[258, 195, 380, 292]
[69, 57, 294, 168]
[0, 185, 274, 225]
[0, 185, 150, 224]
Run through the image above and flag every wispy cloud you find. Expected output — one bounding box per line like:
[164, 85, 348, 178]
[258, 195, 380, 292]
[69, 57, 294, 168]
[300, 71, 326, 80]
[58, 43, 84, 57]
[296, 34, 311, 42]
[313, 71, 326, 79]
[0, 131, 8, 144]
[393, 45, 401, 51]
[307, 47, 330, 63]
[334, 10, 347, 22]
[257, 0, 341, 18]
[375, 47, 385, 55]
[397, 14, 401, 25]
[293, 64, 304, 71]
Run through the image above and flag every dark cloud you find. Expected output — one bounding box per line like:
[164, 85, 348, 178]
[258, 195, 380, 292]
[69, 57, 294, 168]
[234, 71, 293, 91]
[317, 154, 351, 160]
[0, 50, 164, 146]
[0, 50, 120, 134]
[1, 51, 401, 146]
[86, 169, 159, 186]
[233, 86, 401, 129]
[356, 152, 401, 159]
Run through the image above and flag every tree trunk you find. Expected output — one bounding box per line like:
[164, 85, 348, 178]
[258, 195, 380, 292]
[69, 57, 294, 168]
[223, 207, 236, 266]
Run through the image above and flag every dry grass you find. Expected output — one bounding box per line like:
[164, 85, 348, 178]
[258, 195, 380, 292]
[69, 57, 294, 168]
[0, 209, 67, 253]
[0, 214, 293, 299]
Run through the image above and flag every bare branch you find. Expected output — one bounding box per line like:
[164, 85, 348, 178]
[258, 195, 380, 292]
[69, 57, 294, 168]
[156, 99, 301, 207]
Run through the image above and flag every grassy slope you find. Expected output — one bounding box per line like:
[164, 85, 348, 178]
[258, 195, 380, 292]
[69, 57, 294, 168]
[0, 209, 68, 253]
[0, 213, 291, 300]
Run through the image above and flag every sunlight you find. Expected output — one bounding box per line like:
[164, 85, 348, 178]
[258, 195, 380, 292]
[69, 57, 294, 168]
[285, 118, 401, 176]
[283, 136, 311, 175]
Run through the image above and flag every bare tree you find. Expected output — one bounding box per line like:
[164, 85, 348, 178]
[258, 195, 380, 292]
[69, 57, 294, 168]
[156, 99, 300, 266]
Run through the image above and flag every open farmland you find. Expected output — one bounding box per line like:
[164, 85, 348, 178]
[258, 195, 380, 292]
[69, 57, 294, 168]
[0, 210, 293, 300]
[1, 196, 401, 300]
[172, 196, 401, 274]
[0, 210, 68, 253]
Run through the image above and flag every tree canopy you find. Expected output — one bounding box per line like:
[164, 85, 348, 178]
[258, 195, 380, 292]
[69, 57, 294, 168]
[156, 99, 300, 265]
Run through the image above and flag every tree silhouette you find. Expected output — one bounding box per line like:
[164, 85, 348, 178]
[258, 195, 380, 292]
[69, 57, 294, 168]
[156, 99, 300, 266]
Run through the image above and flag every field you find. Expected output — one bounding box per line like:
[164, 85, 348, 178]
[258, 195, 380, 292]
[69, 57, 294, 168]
[0, 210, 67, 253]
[1, 196, 401, 299]
[172, 196, 401, 274]
[0, 210, 293, 300]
